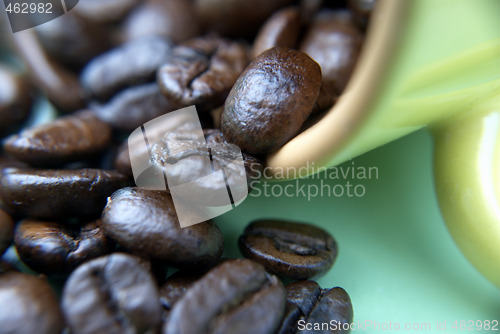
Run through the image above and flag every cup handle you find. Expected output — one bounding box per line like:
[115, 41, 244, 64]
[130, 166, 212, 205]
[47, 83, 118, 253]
[432, 95, 500, 288]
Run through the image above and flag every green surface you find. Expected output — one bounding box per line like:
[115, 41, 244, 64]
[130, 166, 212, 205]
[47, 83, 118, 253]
[215, 129, 500, 333]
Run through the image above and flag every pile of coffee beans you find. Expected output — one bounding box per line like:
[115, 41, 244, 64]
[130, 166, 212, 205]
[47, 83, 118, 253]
[1, 0, 375, 332]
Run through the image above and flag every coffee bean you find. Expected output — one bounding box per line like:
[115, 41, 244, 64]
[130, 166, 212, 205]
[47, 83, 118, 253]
[238, 219, 338, 280]
[0, 209, 14, 256]
[297, 287, 353, 334]
[123, 0, 201, 44]
[278, 281, 354, 334]
[14, 219, 113, 275]
[299, 0, 324, 25]
[4, 110, 112, 167]
[148, 126, 254, 203]
[72, 0, 142, 24]
[92, 83, 178, 131]
[0, 272, 64, 334]
[165, 258, 286, 334]
[0, 168, 128, 219]
[300, 10, 363, 110]
[157, 35, 249, 112]
[81, 36, 173, 101]
[348, 0, 376, 29]
[222, 47, 322, 154]
[12, 29, 85, 111]
[252, 7, 302, 59]
[0, 65, 32, 135]
[195, 0, 295, 38]
[35, 12, 111, 69]
[101, 187, 224, 268]
[0, 260, 17, 274]
[62, 253, 161, 334]
[159, 269, 204, 319]
[277, 280, 322, 334]
[203, 129, 264, 186]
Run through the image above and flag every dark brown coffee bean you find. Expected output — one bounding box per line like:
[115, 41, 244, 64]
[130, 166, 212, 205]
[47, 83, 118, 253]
[157, 35, 248, 112]
[0, 271, 64, 334]
[195, 0, 295, 38]
[73, 0, 142, 23]
[4, 110, 112, 167]
[297, 287, 353, 334]
[277, 280, 322, 334]
[252, 7, 302, 59]
[238, 220, 338, 280]
[102, 187, 224, 268]
[14, 219, 114, 275]
[348, 0, 376, 29]
[0, 65, 32, 135]
[12, 29, 85, 111]
[114, 141, 133, 176]
[299, 0, 324, 24]
[0, 168, 128, 219]
[159, 269, 204, 318]
[123, 0, 201, 44]
[148, 127, 255, 202]
[35, 12, 111, 69]
[222, 47, 322, 154]
[203, 129, 264, 185]
[300, 10, 363, 110]
[92, 83, 178, 131]
[0, 260, 17, 273]
[165, 259, 286, 334]
[81, 36, 173, 101]
[62, 253, 161, 334]
[0, 209, 14, 256]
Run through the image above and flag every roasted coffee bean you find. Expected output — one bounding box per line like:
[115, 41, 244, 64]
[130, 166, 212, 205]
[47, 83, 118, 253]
[301, 10, 363, 110]
[222, 47, 322, 154]
[12, 29, 85, 111]
[157, 35, 248, 112]
[0, 209, 14, 256]
[165, 259, 286, 334]
[35, 12, 111, 69]
[348, 0, 376, 29]
[92, 83, 178, 131]
[62, 253, 161, 334]
[297, 287, 353, 334]
[203, 129, 264, 185]
[195, 0, 295, 38]
[81, 36, 173, 101]
[102, 187, 224, 268]
[4, 110, 112, 167]
[148, 126, 255, 202]
[14, 219, 113, 275]
[299, 0, 324, 24]
[277, 280, 322, 334]
[123, 0, 201, 44]
[278, 281, 353, 334]
[0, 271, 64, 334]
[239, 220, 338, 280]
[0, 260, 17, 273]
[252, 7, 302, 59]
[73, 0, 142, 23]
[0, 65, 32, 135]
[0, 168, 128, 219]
[159, 269, 204, 319]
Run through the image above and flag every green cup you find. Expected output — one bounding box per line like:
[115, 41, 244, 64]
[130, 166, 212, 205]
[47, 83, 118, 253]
[267, 0, 500, 287]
